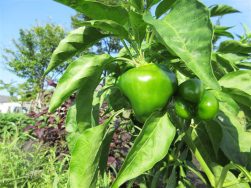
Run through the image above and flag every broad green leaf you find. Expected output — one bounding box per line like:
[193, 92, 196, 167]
[210, 4, 240, 17]
[69, 116, 115, 188]
[99, 129, 115, 176]
[216, 53, 248, 65]
[146, 0, 161, 9]
[219, 70, 251, 95]
[75, 75, 100, 131]
[237, 62, 251, 69]
[224, 88, 251, 107]
[204, 121, 222, 159]
[130, 0, 144, 11]
[49, 54, 112, 112]
[112, 112, 176, 188]
[188, 125, 216, 163]
[128, 11, 147, 45]
[144, 0, 220, 90]
[215, 53, 236, 73]
[70, 112, 121, 187]
[66, 132, 80, 153]
[211, 163, 250, 188]
[45, 27, 105, 75]
[155, 0, 176, 18]
[81, 20, 129, 39]
[214, 91, 251, 170]
[218, 40, 251, 55]
[65, 104, 77, 133]
[165, 167, 177, 188]
[55, 0, 128, 25]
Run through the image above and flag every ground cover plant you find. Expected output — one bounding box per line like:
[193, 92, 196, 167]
[0, 113, 69, 187]
[44, 0, 251, 187]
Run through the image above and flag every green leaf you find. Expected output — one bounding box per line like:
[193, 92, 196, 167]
[70, 125, 107, 188]
[215, 53, 236, 73]
[66, 132, 81, 153]
[237, 62, 251, 69]
[224, 88, 251, 107]
[55, 0, 129, 25]
[69, 115, 116, 188]
[45, 27, 106, 75]
[130, 0, 144, 11]
[128, 10, 147, 45]
[65, 104, 78, 133]
[165, 167, 177, 188]
[204, 121, 222, 159]
[146, 0, 161, 9]
[81, 20, 129, 39]
[188, 125, 216, 163]
[75, 76, 100, 131]
[99, 129, 115, 176]
[214, 91, 251, 170]
[210, 4, 240, 17]
[218, 40, 251, 55]
[219, 70, 251, 95]
[214, 25, 234, 40]
[144, 0, 220, 90]
[155, 0, 176, 18]
[112, 112, 176, 188]
[211, 163, 250, 188]
[49, 54, 112, 112]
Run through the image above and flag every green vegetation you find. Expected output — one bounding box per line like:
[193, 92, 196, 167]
[1, 0, 251, 187]
[0, 113, 69, 187]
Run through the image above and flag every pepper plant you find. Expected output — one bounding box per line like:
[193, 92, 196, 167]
[45, 0, 251, 187]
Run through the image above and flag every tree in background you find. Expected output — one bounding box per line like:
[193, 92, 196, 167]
[2, 23, 67, 106]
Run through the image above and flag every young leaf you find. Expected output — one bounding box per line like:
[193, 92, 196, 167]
[81, 20, 129, 39]
[219, 70, 251, 96]
[144, 0, 220, 90]
[45, 27, 106, 75]
[49, 54, 112, 112]
[155, 0, 176, 18]
[112, 112, 176, 188]
[218, 40, 251, 55]
[210, 4, 240, 17]
[55, 0, 129, 25]
[214, 25, 234, 40]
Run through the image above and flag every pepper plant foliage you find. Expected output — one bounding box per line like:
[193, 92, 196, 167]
[45, 0, 251, 187]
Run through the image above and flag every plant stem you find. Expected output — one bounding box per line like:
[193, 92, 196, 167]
[216, 163, 251, 188]
[121, 40, 133, 58]
[148, 32, 155, 45]
[183, 128, 215, 186]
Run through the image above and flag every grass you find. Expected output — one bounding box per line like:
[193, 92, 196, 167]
[0, 113, 70, 188]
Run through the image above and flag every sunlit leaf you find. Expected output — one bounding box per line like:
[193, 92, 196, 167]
[81, 20, 129, 39]
[144, 0, 220, 90]
[210, 4, 240, 17]
[45, 27, 106, 75]
[112, 112, 176, 187]
[55, 0, 129, 25]
[218, 40, 251, 55]
[49, 54, 112, 112]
